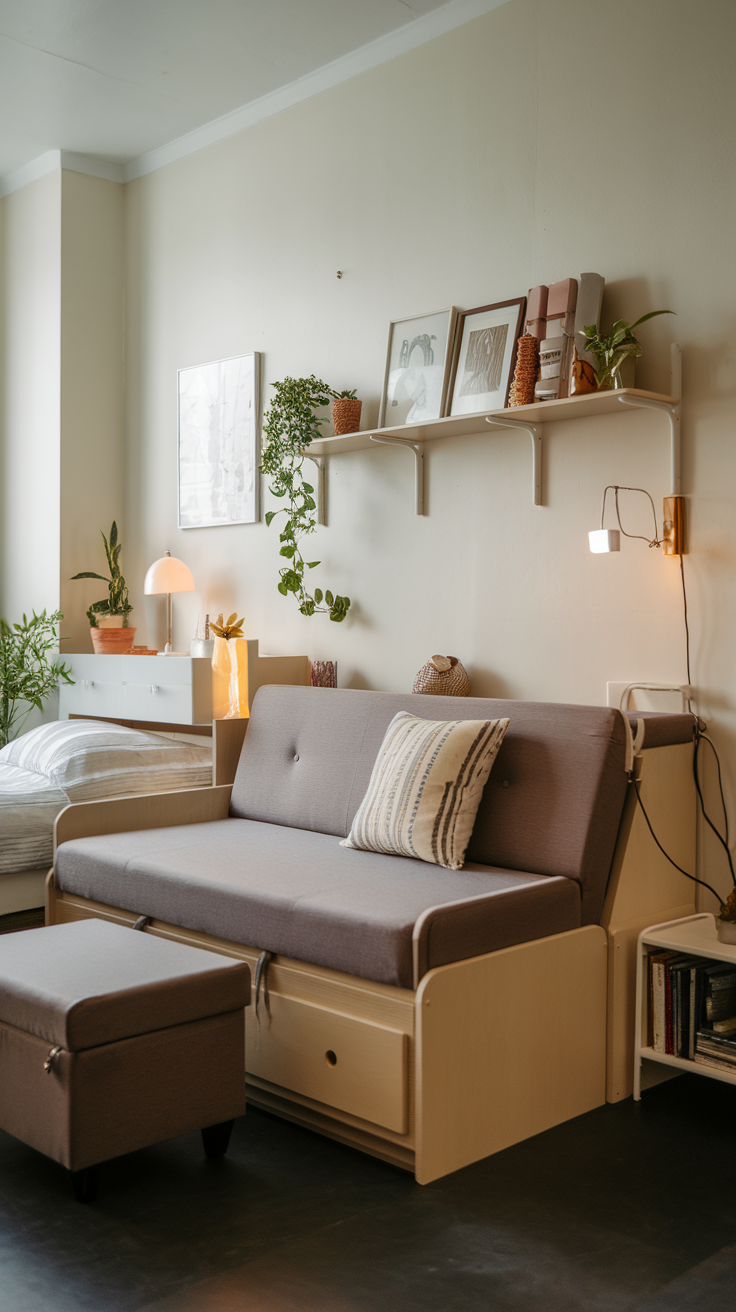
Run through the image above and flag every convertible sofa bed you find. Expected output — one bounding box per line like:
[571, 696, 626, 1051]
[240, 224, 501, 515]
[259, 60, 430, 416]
[48, 686, 696, 1183]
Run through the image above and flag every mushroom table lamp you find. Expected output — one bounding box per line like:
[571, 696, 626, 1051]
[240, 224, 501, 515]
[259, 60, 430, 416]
[143, 550, 195, 655]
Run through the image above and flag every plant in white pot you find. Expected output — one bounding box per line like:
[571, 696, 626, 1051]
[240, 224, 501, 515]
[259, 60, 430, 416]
[71, 522, 136, 653]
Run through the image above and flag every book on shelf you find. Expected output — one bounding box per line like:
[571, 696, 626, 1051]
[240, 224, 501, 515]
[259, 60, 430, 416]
[647, 948, 736, 1063]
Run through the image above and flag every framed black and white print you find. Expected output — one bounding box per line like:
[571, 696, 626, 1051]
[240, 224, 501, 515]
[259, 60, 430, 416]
[378, 308, 458, 428]
[178, 352, 261, 529]
[447, 298, 526, 416]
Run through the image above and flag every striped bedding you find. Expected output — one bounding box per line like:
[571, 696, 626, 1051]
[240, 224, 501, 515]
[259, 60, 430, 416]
[0, 720, 213, 875]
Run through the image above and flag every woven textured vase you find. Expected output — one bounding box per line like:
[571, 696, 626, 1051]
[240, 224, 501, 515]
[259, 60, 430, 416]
[332, 398, 362, 436]
[413, 655, 470, 697]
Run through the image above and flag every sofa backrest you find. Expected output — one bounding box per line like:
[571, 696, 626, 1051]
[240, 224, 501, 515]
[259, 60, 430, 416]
[229, 685, 630, 925]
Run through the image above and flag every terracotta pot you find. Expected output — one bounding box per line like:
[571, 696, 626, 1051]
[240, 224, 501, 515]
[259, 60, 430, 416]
[90, 626, 136, 654]
[332, 397, 362, 436]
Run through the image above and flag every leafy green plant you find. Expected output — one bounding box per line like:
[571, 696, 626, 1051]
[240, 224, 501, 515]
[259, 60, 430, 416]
[333, 388, 357, 399]
[581, 310, 675, 390]
[261, 376, 351, 622]
[0, 610, 73, 748]
[70, 521, 132, 627]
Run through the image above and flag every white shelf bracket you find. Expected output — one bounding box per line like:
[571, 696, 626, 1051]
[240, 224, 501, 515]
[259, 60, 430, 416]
[369, 434, 425, 515]
[617, 344, 682, 494]
[305, 455, 327, 525]
[486, 415, 544, 506]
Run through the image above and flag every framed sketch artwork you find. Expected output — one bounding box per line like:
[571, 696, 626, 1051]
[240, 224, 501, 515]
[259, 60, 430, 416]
[178, 352, 261, 529]
[378, 308, 458, 428]
[447, 299, 526, 416]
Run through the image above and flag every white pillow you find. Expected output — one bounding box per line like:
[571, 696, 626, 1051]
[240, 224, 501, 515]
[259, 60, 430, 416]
[0, 720, 212, 802]
[341, 711, 509, 870]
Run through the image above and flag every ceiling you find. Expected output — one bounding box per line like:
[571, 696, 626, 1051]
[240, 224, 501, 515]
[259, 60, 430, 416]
[0, 0, 495, 183]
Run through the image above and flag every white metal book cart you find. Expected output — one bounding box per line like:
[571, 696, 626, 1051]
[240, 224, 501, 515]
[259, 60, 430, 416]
[634, 913, 736, 1098]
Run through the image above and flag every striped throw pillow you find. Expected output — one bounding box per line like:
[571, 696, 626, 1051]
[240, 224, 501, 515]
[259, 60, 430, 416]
[341, 712, 509, 870]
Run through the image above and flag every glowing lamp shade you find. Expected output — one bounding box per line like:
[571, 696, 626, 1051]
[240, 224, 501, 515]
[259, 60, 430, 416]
[143, 551, 195, 653]
[144, 554, 195, 595]
[589, 529, 621, 554]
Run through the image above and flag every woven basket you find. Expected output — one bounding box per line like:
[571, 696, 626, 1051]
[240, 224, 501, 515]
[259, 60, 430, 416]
[413, 655, 470, 697]
[332, 397, 362, 436]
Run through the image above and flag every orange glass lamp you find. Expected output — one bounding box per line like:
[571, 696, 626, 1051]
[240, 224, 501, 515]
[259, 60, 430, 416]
[143, 550, 195, 655]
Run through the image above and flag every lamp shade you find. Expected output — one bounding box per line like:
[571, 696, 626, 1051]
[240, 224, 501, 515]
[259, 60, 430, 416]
[589, 529, 621, 554]
[144, 555, 195, 595]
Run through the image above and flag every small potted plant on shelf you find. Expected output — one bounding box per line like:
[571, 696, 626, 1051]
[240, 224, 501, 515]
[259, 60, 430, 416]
[716, 888, 736, 944]
[331, 388, 362, 436]
[0, 609, 73, 748]
[261, 376, 351, 623]
[580, 309, 675, 391]
[70, 521, 136, 654]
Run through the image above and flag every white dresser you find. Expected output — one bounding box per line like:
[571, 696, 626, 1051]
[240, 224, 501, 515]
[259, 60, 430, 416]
[59, 655, 213, 727]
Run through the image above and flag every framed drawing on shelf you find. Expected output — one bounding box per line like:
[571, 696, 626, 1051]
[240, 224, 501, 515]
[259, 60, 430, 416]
[178, 352, 261, 529]
[378, 307, 458, 428]
[447, 298, 526, 416]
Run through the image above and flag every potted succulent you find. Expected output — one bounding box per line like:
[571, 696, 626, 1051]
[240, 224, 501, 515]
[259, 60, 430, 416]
[261, 376, 351, 622]
[331, 388, 362, 436]
[579, 310, 675, 391]
[71, 522, 136, 654]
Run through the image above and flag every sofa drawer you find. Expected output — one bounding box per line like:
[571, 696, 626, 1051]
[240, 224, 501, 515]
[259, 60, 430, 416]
[246, 994, 408, 1133]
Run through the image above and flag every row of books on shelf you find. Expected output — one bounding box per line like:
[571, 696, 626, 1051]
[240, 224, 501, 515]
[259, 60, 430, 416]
[647, 949, 736, 1072]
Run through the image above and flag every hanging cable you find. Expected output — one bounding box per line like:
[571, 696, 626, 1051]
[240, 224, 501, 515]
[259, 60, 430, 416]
[633, 778, 724, 906]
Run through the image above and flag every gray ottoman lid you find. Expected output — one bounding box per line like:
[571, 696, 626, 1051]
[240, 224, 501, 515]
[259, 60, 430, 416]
[0, 919, 250, 1051]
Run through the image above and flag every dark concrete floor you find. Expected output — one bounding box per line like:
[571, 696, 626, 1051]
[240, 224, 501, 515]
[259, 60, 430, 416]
[1, 1074, 735, 1312]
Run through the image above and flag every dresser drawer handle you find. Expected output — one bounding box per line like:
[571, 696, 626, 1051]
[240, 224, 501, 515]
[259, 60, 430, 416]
[150, 685, 160, 693]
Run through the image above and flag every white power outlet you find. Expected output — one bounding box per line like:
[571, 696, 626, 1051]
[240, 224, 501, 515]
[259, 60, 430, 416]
[606, 682, 690, 713]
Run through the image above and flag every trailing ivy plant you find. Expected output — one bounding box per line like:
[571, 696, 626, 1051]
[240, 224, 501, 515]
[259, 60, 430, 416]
[261, 376, 351, 622]
[70, 521, 133, 626]
[0, 610, 73, 748]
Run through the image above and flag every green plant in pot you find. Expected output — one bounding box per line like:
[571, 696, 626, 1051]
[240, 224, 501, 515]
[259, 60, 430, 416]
[261, 376, 351, 622]
[71, 521, 136, 653]
[580, 310, 675, 390]
[0, 610, 73, 748]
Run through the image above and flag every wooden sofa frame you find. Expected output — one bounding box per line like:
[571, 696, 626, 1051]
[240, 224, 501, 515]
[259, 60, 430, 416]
[47, 735, 695, 1184]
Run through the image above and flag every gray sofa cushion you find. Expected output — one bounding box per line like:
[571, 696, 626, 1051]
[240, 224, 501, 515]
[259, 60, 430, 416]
[54, 819, 581, 989]
[230, 686, 628, 924]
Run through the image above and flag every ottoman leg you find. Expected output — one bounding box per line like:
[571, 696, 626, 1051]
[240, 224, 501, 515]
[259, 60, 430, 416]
[201, 1119, 234, 1159]
[71, 1164, 100, 1204]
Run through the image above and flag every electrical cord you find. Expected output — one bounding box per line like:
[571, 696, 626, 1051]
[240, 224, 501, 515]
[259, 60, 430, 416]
[633, 779, 725, 906]
[632, 551, 736, 903]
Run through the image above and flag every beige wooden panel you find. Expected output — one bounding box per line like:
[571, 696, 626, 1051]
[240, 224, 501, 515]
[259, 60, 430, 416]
[53, 785, 231, 851]
[601, 744, 695, 932]
[213, 717, 248, 786]
[0, 869, 48, 915]
[247, 993, 408, 1133]
[415, 926, 607, 1185]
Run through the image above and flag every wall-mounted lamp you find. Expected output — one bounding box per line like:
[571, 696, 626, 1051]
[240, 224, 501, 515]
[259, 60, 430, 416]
[589, 486, 685, 556]
[143, 550, 195, 655]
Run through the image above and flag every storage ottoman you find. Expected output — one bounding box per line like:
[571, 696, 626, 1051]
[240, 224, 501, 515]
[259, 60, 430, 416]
[0, 918, 250, 1200]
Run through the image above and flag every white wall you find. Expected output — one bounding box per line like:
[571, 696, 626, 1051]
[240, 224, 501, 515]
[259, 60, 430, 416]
[0, 170, 61, 622]
[0, 168, 124, 731]
[60, 170, 125, 653]
[126, 0, 735, 902]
